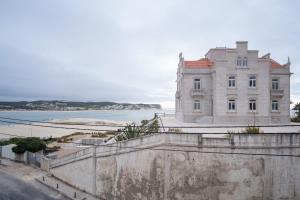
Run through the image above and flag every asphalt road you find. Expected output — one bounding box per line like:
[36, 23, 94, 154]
[0, 170, 69, 200]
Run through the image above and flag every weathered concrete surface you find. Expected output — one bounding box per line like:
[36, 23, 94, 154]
[50, 157, 94, 194]
[48, 133, 300, 200]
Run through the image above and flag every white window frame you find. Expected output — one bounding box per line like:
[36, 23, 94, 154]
[272, 78, 279, 90]
[272, 100, 279, 111]
[194, 79, 201, 90]
[249, 99, 256, 112]
[194, 100, 201, 111]
[228, 99, 236, 112]
[228, 76, 236, 88]
[249, 75, 256, 88]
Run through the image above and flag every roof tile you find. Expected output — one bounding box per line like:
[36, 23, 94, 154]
[270, 59, 283, 68]
[184, 58, 213, 69]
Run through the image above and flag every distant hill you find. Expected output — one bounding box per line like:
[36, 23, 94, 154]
[0, 101, 162, 111]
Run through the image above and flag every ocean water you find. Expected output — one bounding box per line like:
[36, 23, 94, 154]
[0, 109, 174, 125]
[0, 109, 295, 125]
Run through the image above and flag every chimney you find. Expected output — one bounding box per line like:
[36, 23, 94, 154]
[236, 41, 248, 51]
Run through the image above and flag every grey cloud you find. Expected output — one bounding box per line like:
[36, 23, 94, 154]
[0, 0, 299, 105]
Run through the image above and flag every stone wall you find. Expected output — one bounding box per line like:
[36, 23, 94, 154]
[48, 133, 300, 200]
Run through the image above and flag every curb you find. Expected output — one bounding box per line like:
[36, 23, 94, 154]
[36, 175, 99, 200]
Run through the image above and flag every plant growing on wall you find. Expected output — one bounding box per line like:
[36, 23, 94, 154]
[242, 125, 260, 134]
[115, 123, 142, 141]
[115, 115, 160, 141]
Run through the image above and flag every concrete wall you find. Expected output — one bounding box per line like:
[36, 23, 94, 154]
[0, 144, 27, 162]
[1, 144, 17, 160]
[48, 133, 300, 200]
[49, 147, 95, 194]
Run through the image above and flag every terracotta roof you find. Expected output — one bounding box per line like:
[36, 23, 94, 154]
[183, 58, 213, 69]
[270, 58, 283, 68]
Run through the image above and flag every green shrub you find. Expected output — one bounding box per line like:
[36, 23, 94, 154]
[0, 140, 11, 146]
[12, 137, 46, 154]
[242, 125, 260, 134]
[291, 116, 300, 123]
[293, 103, 300, 117]
[116, 123, 141, 141]
[115, 115, 161, 142]
[0, 137, 23, 146]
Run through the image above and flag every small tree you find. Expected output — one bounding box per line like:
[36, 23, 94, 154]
[12, 137, 46, 154]
[116, 123, 141, 141]
[115, 115, 161, 141]
[293, 103, 300, 117]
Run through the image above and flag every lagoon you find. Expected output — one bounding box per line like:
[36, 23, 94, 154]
[0, 109, 174, 125]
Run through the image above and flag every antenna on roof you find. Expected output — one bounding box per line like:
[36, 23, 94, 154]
[287, 57, 291, 66]
[261, 53, 271, 59]
[179, 52, 184, 61]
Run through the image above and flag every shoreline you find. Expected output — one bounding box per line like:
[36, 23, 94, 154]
[0, 118, 126, 140]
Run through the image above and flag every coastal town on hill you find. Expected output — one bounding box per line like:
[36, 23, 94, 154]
[0, 101, 162, 111]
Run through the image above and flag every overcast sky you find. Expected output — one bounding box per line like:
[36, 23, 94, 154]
[0, 0, 299, 108]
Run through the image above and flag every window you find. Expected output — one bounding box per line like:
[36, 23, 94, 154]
[237, 56, 242, 66]
[249, 76, 256, 87]
[228, 76, 236, 87]
[194, 100, 201, 110]
[272, 79, 279, 90]
[228, 100, 236, 112]
[194, 79, 201, 90]
[272, 100, 279, 111]
[249, 100, 256, 111]
[242, 57, 248, 66]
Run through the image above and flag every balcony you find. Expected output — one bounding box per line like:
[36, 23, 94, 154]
[271, 89, 284, 97]
[227, 88, 237, 96]
[190, 89, 205, 97]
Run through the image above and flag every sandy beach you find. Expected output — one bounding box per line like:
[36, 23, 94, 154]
[0, 118, 127, 140]
[1, 116, 300, 140]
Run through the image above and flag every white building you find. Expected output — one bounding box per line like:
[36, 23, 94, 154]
[175, 41, 291, 124]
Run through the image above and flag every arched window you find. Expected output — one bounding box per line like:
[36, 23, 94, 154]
[242, 57, 247, 66]
[237, 56, 242, 66]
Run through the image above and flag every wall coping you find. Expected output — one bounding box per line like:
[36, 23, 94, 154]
[49, 133, 300, 168]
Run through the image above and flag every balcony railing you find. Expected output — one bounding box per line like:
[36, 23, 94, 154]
[190, 89, 205, 97]
[271, 89, 284, 97]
